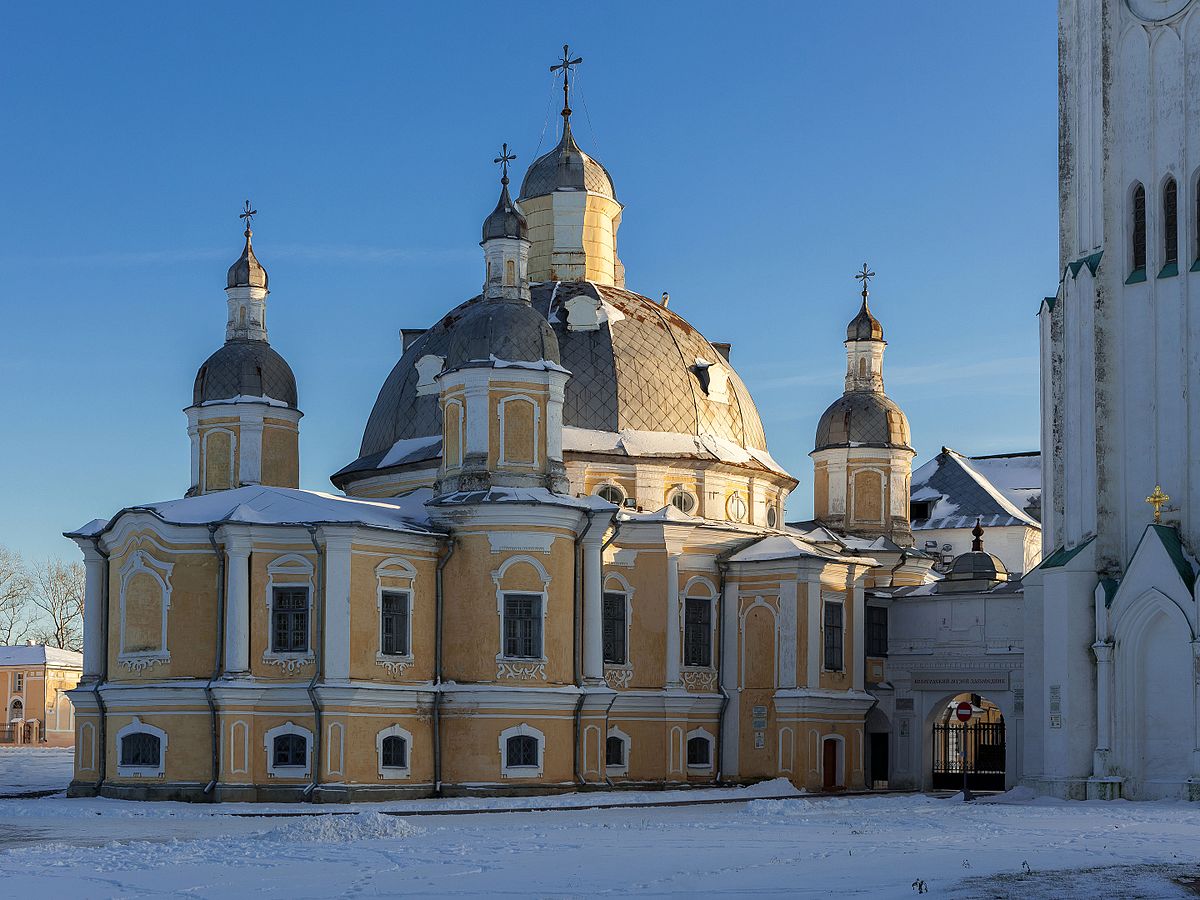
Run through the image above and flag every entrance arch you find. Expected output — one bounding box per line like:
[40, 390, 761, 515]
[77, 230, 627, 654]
[820, 734, 845, 790]
[927, 693, 1006, 792]
[865, 707, 891, 789]
[7, 698, 22, 722]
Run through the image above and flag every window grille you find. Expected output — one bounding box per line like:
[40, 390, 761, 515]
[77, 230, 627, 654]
[503, 593, 543, 659]
[120, 732, 161, 767]
[506, 734, 538, 768]
[597, 484, 624, 505]
[866, 606, 888, 657]
[381, 591, 410, 656]
[381, 735, 407, 768]
[606, 735, 625, 767]
[273, 733, 306, 768]
[271, 587, 309, 653]
[602, 591, 627, 664]
[824, 601, 844, 671]
[684, 597, 712, 667]
[687, 736, 710, 767]
[1132, 183, 1147, 272]
[1164, 178, 1178, 266]
[668, 488, 696, 514]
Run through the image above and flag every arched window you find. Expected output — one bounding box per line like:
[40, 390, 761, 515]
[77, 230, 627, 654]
[505, 259, 516, 285]
[7, 698, 23, 721]
[273, 733, 307, 768]
[120, 731, 161, 768]
[668, 486, 696, 515]
[1132, 183, 1147, 274]
[1163, 178, 1178, 270]
[596, 483, 624, 505]
[686, 734, 712, 768]
[381, 735, 408, 769]
[858, 357, 866, 377]
[606, 735, 625, 767]
[683, 582, 715, 668]
[506, 734, 538, 768]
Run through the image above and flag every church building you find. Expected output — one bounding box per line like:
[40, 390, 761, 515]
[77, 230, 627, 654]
[65, 52, 889, 801]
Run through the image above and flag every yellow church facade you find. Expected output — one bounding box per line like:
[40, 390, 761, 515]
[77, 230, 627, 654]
[66, 58, 926, 801]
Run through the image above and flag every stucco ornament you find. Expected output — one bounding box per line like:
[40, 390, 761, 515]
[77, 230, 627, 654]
[1125, 0, 1192, 21]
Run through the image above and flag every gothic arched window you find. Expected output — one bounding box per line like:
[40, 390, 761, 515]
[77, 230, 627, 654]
[1131, 183, 1147, 274]
[1163, 178, 1178, 270]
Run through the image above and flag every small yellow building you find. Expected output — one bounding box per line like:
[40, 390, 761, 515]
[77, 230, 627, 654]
[65, 60, 931, 802]
[2, 643, 82, 747]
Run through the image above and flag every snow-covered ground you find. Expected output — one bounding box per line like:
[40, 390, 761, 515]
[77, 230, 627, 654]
[0, 749, 1198, 897]
[0, 746, 74, 794]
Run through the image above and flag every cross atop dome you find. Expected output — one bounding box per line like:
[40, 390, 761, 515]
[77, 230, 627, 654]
[550, 44, 583, 124]
[855, 262, 874, 301]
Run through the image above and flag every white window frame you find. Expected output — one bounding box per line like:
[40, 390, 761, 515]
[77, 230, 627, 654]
[12, 672, 22, 693]
[264, 721, 312, 777]
[685, 727, 715, 772]
[263, 555, 315, 667]
[682, 576, 718, 671]
[499, 722, 545, 778]
[605, 725, 631, 775]
[726, 491, 748, 522]
[667, 485, 698, 515]
[497, 394, 541, 467]
[116, 717, 167, 778]
[493, 555, 551, 667]
[594, 482, 625, 506]
[822, 593, 846, 674]
[602, 572, 635, 671]
[375, 557, 416, 669]
[376, 724, 414, 779]
[117, 549, 174, 667]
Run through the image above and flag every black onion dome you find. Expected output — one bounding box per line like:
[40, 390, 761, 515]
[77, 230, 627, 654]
[193, 340, 298, 407]
[482, 181, 528, 243]
[518, 124, 616, 201]
[814, 391, 911, 452]
[443, 298, 560, 371]
[227, 230, 268, 289]
[847, 298, 883, 342]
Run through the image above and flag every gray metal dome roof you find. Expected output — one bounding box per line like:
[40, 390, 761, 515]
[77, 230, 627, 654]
[227, 230, 268, 290]
[192, 340, 298, 408]
[946, 549, 1009, 582]
[341, 282, 769, 479]
[518, 125, 616, 201]
[444, 297, 559, 371]
[814, 391, 911, 452]
[847, 298, 883, 342]
[481, 181, 528, 243]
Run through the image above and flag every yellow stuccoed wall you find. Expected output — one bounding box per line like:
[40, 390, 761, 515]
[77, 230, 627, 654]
[249, 546, 319, 681]
[348, 545, 439, 683]
[261, 420, 300, 488]
[439, 712, 575, 786]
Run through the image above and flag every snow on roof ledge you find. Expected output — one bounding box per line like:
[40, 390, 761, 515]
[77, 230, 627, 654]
[562, 426, 792, 478]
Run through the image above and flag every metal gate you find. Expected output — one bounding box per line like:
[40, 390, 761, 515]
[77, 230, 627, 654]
[932, 721, 1005, 791]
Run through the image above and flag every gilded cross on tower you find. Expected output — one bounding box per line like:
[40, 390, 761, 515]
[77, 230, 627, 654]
[239, 200, 257, 235]
[1147, 484, 1170, 523]
[855, 263, 875, 300]
[550, 44, 583, 121]
[494, 143, 517, 185]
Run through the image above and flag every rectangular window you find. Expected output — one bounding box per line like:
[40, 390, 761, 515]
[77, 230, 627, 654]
[824, 601, 844, 672]
[866, 606, 888, 657]
[13, 673, 23, 692]
[120, 732, 160, 767]
[606, 735, 625, 767]
[271, 587, 309, 653]
[684, 597, 712, 667]
[503, 593, 543, 659]
[380, 591, 410, 656]
[602, 591, 627, 665]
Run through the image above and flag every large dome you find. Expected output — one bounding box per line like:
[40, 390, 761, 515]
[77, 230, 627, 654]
[814, 391, 911, 452]
[340, 282, 769, 479]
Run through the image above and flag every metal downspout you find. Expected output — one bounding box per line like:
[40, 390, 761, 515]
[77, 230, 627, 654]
[713, 538, 758, 785]
[433, 538, 456, 796]
[203, 526, 227, 798]
[89, 537, 110, 796]
[304, 526, 325, 801]
[573, 509, 595, 786]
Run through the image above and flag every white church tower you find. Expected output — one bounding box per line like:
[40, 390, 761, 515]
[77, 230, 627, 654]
[1024, 0, 1200, 800]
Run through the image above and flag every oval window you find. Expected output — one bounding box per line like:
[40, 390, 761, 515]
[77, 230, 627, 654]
[668, 488, 696, 515]
[727, 492, 748, 523]
[766, 505, 778, 528]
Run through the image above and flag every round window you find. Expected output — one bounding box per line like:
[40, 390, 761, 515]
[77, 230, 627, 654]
[766, 505, 778, 528]
[668, 488, 696, 515]
[597, 484, 624, 505]
[727, 492, 748, 523]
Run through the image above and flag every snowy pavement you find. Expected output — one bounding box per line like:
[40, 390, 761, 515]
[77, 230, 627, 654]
[0, 746, 74, 795]
[0, 750, 1198, 897]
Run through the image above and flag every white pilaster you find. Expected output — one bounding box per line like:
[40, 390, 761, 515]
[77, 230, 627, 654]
[1092, 640, 1113, 773]
[224, 535, 252, 674]
[852, 583, 865, 691]
[665, 552, 682, 688]
[779, 579, 798, 689]
[806, 581, 821, 687]
[238, 416, 264, 485]
[582, 532, 605, 682]
[79, 543, 106, 680]
[720, 571, 740, 777]
[322, 530, 354, 682]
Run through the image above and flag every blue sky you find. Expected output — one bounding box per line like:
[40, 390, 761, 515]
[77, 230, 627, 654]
[0, 2, 1057, 560]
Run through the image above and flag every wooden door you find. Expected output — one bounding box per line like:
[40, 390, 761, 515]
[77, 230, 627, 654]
[822, 739, 837, 790]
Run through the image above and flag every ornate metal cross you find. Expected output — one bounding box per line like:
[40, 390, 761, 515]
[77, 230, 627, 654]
[239, 200, 257, 233]
[550, 44, 583, 119]
[855, 263, 875, 299]
[494, 143, 517, 184]
[1147, 484, 1170, 523]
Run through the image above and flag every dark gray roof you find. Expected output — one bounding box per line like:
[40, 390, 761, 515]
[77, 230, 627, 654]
[946, 549, 1008, 582]
[518, 124, 616, 201]
[227, 230, 267, 289]
[337, 282, 769, 483]
[444, 297, 560, 371]
[192, 340, 298, 408]
[813, 391, 911, 452]
[482, 181, 528, 242]
[910, 449, 1040, 531]
[846, 298, 883, 342]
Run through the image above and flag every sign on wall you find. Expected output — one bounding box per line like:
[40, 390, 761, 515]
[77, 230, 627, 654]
[910, 671, 1011, 692]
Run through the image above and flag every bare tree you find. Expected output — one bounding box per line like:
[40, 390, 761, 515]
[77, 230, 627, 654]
[27, 558, 84, 652]
[0, 547, 32, 646]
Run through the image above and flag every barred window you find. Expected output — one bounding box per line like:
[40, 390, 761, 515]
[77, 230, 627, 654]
[866, 605, 888, 657]
[13, 672, 22, 693]
[271, 587, 309, 653]
[381, 590, 410, 656]
[687, 735, 711, 767]
[1164, 178, 1178, 266]
[273, 733, 306, 768]
[503, 593, 543, 659]
[602, 591, 627, 665]
[120, 732, 160, 767]
[606, 735, 625, 767]
[381, 735, 407, 769]
[1132, 183, 1147, 272]
[824, 601, 844, 672]
[684, 597, 712, 667]
[506, 734, 538, 768]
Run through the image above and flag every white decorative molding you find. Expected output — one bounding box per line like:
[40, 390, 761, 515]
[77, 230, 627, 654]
[686, 727, 715, 771]
[376, 557, 415, 663]
[607, 548, 637, 568]
[117, 655, 168, 674]
[115, 717, 167, 778]
[376, 723, 414, 779]
[497, 394, 541, 467]
[261, 652, 315, 675]
[497, 660, 547, 681]
[117, 548, 174, 665]
[606, 725, 632, 775]
[377, 656, 414, 678]
[681, 668, 717, 692]
[604, 664, 634, 689]
[264, 721, 312, 778]
[415, 354, 445, 396]
[499, 722, 545, 778]
[487, 531, 556, 554]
